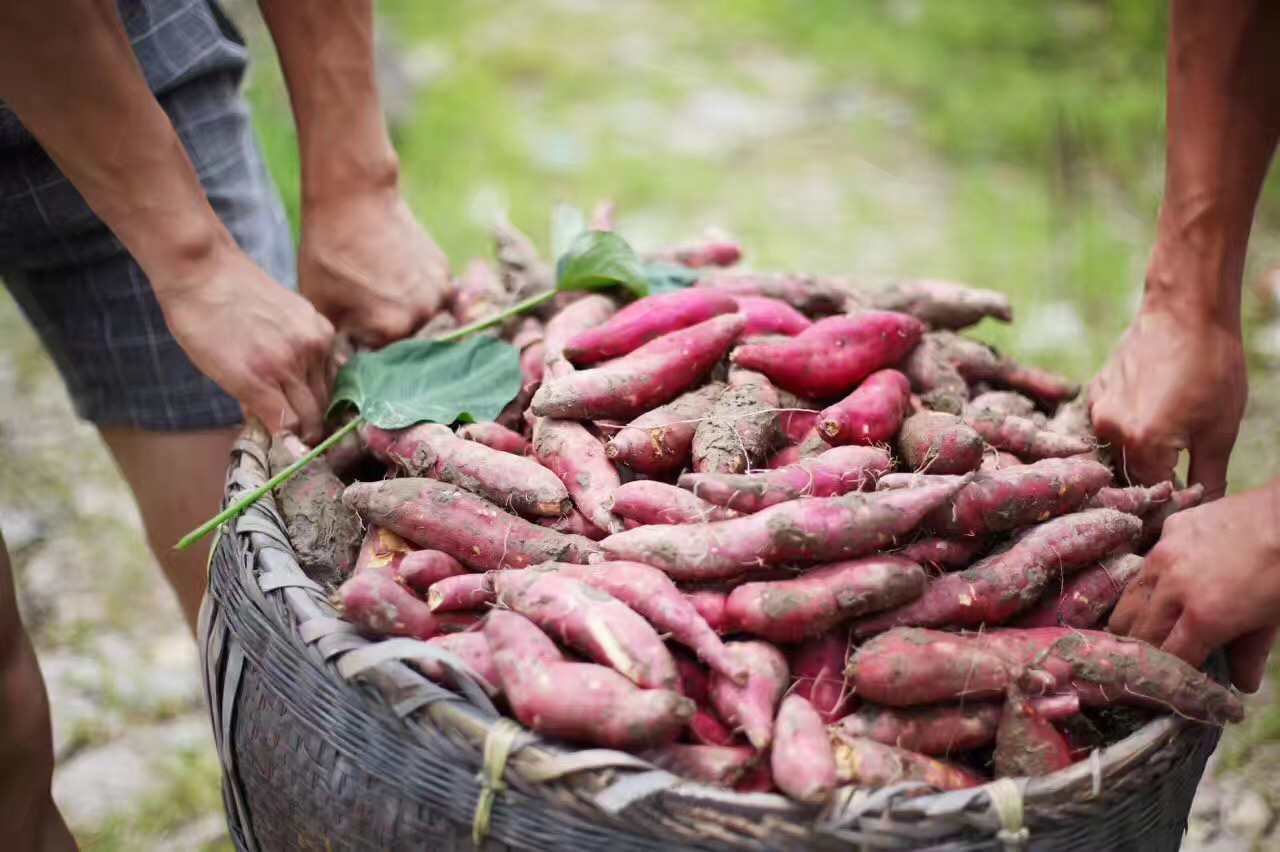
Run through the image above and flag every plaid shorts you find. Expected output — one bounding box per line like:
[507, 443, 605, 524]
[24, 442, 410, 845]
[0, 0, 294, 431]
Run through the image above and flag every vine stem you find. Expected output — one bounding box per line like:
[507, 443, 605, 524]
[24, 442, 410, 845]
[433, 290, 555, 343]
[175, 416, 364, 551]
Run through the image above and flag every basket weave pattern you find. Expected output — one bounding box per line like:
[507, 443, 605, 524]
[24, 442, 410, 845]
[201, 425, 1221, 851]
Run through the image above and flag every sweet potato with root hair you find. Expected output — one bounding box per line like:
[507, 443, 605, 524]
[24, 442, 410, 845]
[901, 335, 968, 414]
[931, 332, 1003, 383]
[456, 422, 530, 456]
[772, 696, 838, 804]
[532, 313, 746, 419]
[994, 684, 1076, 777]
[542, 294, 617, 375]
[647, 240, 744, 269]
[895, 536, 987, 573]
[969, 390, 1038, 418]
[485, 611, 693, 749]
[646, 745, 759, 788]
[686, 591, 730, 634]
[396, 550, 469, 594]
[709, 641, 789, 749]
[1135, 484, 1205, 551]
[426, 573, 494, 613]
[362, 423, 572, 517]
[690, 710, 738, 747]
[1014, 554, 1144, 630]
[1048, 392, 1094, 441]
[409, 632, 501, 693]
[855, 509, 1140, 633]
[975, 627, 1243, 723]
[994, 357, 1080, 405]
[533, 416, 622, 534]
[695, 269, 857, 315]
[829, 732, 985, 790]
[336, 565, 476, 640]
[846, 628, 1057, 706]
[963, 408, 1090, 459]
[450, 259, 509, 326]
[980, 449, 1023, 472]
[731, 311, 925, 400]
[834, 695, 1080, 756]
[922, 456, 1113, 537]
[491, 569, 678, 690]
[775, 389, 820, 443]
[817, 369, 912, 446]
[564, 289, 739, 365]
[791, 633, 852, 723]
[897, 411, 984, 474]
[492, 218, 553, 301]
[540, 561, 746, 683]
[537, 507, 608, 540]
[731, 295, 813, 337]
[725, 556, 926, 643]
[1085, 482, 1175, 515]
[871, 279, 1013, 330]
[343, 479, 601, 571]
[609, 481, 741, 526]
[605, 382, 725, 474]
[600, 477, 968, 581]
[269, 433, 362, 585]
[692, 369, 780, 474]
[679, 445, 892, 513]
[765, 427, 831, 469]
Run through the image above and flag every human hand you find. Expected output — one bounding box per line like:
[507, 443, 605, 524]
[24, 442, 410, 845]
[1109, 483, 1280, 692]
[299, 188, 450, 348]
[158, 244, 337, 444]
[1090, 299, 1246, 499]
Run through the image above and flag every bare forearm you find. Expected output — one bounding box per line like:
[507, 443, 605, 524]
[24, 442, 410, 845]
[0, 0, 232, 293]
[257, 0, 399, 208]
[1149, 0, 1280, 326]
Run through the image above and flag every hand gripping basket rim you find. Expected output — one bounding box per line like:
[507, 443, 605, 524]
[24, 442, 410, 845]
[201, 423, 1223, 851]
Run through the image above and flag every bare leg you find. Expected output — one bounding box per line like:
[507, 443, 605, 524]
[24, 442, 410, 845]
[0, 532, 78, 851]
[98, 427, 239, 632]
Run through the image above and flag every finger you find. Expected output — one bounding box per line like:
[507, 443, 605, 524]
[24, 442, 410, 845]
[1227, 627, 1277, 693]
[1128, 585, 1182, 649]
[1161, 614, 1215, 670]
[246, 384, 298, 437]
[307, 356, 333, 425]
[282, 374, 325, 446]
[1119, 442, 1179, 489]
[1108, 562, 1159, 635]
[1188, 427, 1237, 502]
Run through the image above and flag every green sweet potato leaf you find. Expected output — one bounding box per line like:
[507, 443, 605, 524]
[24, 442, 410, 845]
[555, 230, 650, 298]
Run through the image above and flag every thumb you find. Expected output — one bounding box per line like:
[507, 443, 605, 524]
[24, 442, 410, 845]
[1188, 426, 1238, 502]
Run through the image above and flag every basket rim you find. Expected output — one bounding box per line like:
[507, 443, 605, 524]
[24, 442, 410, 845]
[207, 423, 1223, 849]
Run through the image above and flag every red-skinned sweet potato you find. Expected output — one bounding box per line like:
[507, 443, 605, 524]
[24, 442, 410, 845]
[600, 476, 968, 581]
[902, 334, 969, 414]
[605, 382, 726, 474]
[765, 426, 831, 469]
[994, 357, 1080, 405]
[1085, 482, 1175, 515]
[343, 479, 601, 571]
[396, 550, 470, 593]
[772, 696, 838, 804]
[647, 240, 744, 268]
[896, 411, 984, 474]
[533, 416, 623, 534]
[679, 445, 892, 513]
[731, 311, 925, 400]
[871, 279, 1013, 330]
[692, 369, 781, 474]
[484, 611, 693, 749]
[608, 480, 741, 525]
[409, 632, 501, 693]
[532, 313, 747, 419]
[269, 433, 362, 584]
[690, 709, 738, 747]
[979, 449, 1023, 472]
[969, 390, 1038, 418]
[538, 507, 609, 541]
[816, 369, 912, 446]
[457, 422, 530, 456]
[1014, 553, 1144, 629]
[645, 744, 761, 788]
[963, 408, 1090, 459]
[994, 684, 1078, 777]
[895, 536, 987, 573]
[709, 641, 789, 750]
[564, 289, 740, 365]
[426, 573, 494, 613]
[855, 509, 1140, 633]
[543, 294, 617, 376]
[828, 732, 985, 790]
[790, 633, 853, 723]
[725, 556, 926, 643]
[695, 269, 857, 315]
[732, 295, 813, 337]
[686, 590, 730, 635]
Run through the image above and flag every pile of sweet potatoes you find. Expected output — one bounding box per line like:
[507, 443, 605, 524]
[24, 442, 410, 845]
[270, 217, 1242, 807]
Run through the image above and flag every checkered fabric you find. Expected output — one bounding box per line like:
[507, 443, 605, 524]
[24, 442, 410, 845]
[0, 0, 295, 430]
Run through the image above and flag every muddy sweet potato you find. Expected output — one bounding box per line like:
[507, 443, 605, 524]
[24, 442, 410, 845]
[871, 279, 1013, 330]
[894, 536, 988, 573]
[491, 569, 678, 690]
[343, 479, 601, 571]
[695, 269, 857, 315]
[994, 357, 1080, 406]
[994, 684, 1077, 777]
[538, 507, 609, 540]
[484, 610, 693, 749]
[363, 422, 571, 517]
[897, 411, 984, 474]
[543, 294, 618, 376]
[772, 696, 838, 804]
[979, 449, 1024, 472]
[765, 426, 832, 469]
[605, 382, 725, 474]
[709, 641, 789, 749]
[854, 508, 1140, 633]
[731, 311, 925, 400]
[828, 732, 985, 790]
[647, 240, 744, 268]
[396, 550, 470, 594]
[608, 480, 741, 525]
[902, 334, 969, 415]
[1014, 554, 1144, 629]
[645, 744, 761, 788]
[816, 369, 912, 446]
[270, 433, 362, 584]
[532, 313, 746, 419]
[969, 390, 1038, 418]
[692, 369, 781, 474]
[409, 632, 501, 693]
[724, 556, 926, 643]
[426, 573, 495, 613]
[790, 633, 853, 723]
[564, 289, 740, 365]
[533, 416, 623, 534]
[457, 422, 530, 456]
[963, 408, 1091, 459]
[600, 476, 967, 581]
[1135, 484, 1205, 551]
[833, 695, 1080, 756]
[450, 259, 509, 327]
[679, 445, 892, 513]
[1084, 482, 1175, 515]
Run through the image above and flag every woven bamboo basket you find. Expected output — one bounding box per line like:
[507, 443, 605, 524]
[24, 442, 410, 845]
[201, 423, 1224, 851]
